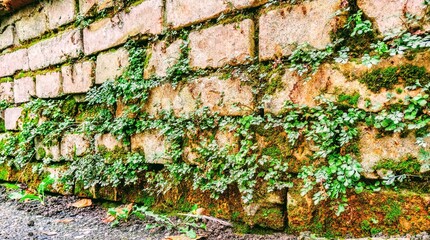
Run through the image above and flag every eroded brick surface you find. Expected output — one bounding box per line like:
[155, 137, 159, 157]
[28, 30, 82, 70]
[43, 0, 76, 29]
[259, 0, 342, 60]
[14, 77, 35, 103]
[189, 19, 255, 69]
[36, 71, 62, 98]
[0, 82, 14, 103]
[0, 49, 29, 77]
[83, 0, 163, 55]
[15, 9, 48, 42]
[358, 0, 429, 35]
[131, 131, 171, 164]
[143, 40, 183, 79]
[166, 0, 267, 28]
[62, 61, 94, 94]
[4, 107, 22, 131]
[95, 48, 129, 84]
[60, 134, 90, 158]
[95, 133, 128, 151]
[0, 26, 14, 50]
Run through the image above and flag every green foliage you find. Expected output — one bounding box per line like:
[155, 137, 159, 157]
[345, 10, 373, 37]
[374, 157, 422, 174]
[8, 175, 55, 204]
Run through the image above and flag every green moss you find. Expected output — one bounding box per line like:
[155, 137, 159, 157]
[0, 165, 9, 181]
[383, 201, 402, 224]
[373, 157, 421, 174]
[0, 77, 13, 83]
[338, 92, 360, 106]
[359, 64, 430, 93]
[399, 64, 430, 86]
[36, 147, 46, 159]
[359, 66, 398, 93]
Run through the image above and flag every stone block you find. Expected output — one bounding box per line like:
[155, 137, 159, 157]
[35, 71, 62, 98]
[0, 25, 14, 50]
[28, 29, 82, 71]
[188, 75, 255, 116]
[0, 49, 29, 77]
[166, 0, 267, 29]
[95, 133, 128, 151]
[60, 134, 90, 158]
[358, 0, 428, 35]
[15, 9, 48, 42]
[144, 74, 254, 116]
[143, 40, 182, 79]
[35, 138, 61, 161]
[43, 0, 76, 30]
[14, 77, 35, 103]
[83, 0, 163, 55]
[4, 107, 22, 131]
[189, 19, 255, 69]
[131, 131, 171, 164]
[359, 127, 430, 179]
[95, 48, 129, 84]
[62, 61, 94, 94]
[259, 0, 342, 60]
[0, 82, 14, 103]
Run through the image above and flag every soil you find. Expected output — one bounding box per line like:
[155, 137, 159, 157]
[1, 185, 429, 240]
[0, 185, 296, 240]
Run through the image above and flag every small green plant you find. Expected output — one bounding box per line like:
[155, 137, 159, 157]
[345, 10, 373, 37]
[8, 175, 54, 204]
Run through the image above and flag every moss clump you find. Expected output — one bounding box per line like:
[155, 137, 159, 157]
[338, 92, 360, 106]
[359, 64, 430, 93]
[36, 147, 46, 159]
[383, 201, 402, 224]
[359, 66, 398, 93]
[373, 157, 421, 174]
[399, 64, 430, 86]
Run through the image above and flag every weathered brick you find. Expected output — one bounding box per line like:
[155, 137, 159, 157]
[358, 0, 428, 35]
[28, 29, 82, 71]
[0, 49, 29, 77]
[62, 61, 94, 94]
[95, 133, 128, 151]
[0, 25, 14, 50]
[83, 0, 163, 55]
[4, 107, 22, 131]
[166, 0, 267, 29]
[144, 40, 182, 79]
[14, 77, 35, 103]
[43, 0, 76, 30]
[60, 134, 90, 158]
[35, 72, 62, 98]
[15, 9, 48, 42]
[0, 82, 14, 103]
[189, 19, 255, 69]
[79, 0, 115, 16]
[95, 48, 129, 84]
[131, 131, 171, 164]
[144, 74, 254, 116]
[259, 0, 342, 60]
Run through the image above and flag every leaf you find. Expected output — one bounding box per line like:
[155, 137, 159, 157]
[163, 235, 198, 240]
[54, 218, 74, 224]
[70, 199, 92, 208]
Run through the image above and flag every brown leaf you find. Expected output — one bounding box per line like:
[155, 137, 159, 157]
[70, 199, 92, 208]
[102, 215, 115, 223]
[102, 203, 134, 223]
[193, 208, 207, 216]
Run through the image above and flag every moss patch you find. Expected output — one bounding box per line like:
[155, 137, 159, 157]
[373, 157, 421, 174]
[359, 64, 430, 93]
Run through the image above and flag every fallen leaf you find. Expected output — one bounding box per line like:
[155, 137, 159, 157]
[193, 208, 207, 216]
[163, 235, 200, 240]
[102, 203, 133, 223]
[54, 218, 74, 224]
[70, 199, 92, 208]
[102, 215, 115, 223]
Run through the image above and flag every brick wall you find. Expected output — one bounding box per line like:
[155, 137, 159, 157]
[1, 0, 430, 235]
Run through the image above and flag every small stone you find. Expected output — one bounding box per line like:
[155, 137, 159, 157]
[27, 220, 34, 227]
